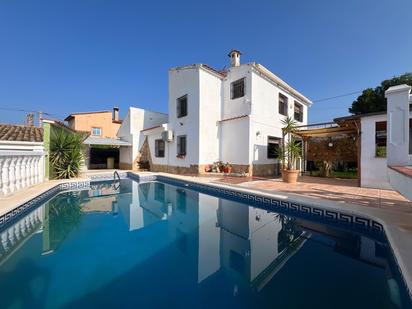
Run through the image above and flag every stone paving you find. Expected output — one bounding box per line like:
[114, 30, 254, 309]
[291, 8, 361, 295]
[213, 175, 412, 213]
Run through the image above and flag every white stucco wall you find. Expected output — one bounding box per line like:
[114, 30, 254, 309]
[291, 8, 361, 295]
[165, 67, 201, 167]
[220, 117, 250, 165]
[145, 125, 169, 166]
[385, 85, 412, 166]
[198, 68, 222, 165]
[360, 114, 392, 189]
[117, 107, 168, 166]
[221, 64, 252, 119]
[248, 69, 308, 166]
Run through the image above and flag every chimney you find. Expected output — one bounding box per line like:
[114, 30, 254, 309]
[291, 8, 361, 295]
[228, 49, 241, 67]
[26, 113, 34, 126]
[113, 106, 119, 121]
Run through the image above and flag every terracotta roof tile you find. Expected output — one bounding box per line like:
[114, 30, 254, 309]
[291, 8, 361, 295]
[0, 124, 43, 142]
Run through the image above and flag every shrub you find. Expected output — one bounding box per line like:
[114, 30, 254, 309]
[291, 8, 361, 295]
[50, 129, 84, 179]
[375, 146, 387, 158]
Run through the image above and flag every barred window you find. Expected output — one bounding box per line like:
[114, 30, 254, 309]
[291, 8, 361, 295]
[279, 94, 288, 116]
[155, 139, 165, 157]
[294, 101, 303, 122]
[177, 95, 188, 118]
[231, 78, 245, 99]
[375, 121, 387, 157]
[177, 135, 187, 156]
[267, 136, 281, 159]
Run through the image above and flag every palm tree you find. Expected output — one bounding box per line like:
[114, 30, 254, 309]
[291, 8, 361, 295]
[281, 117, 301, 170]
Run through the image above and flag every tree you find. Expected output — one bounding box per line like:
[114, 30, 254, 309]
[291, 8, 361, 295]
[280, 116, 302, 170]
[349, 72, 412, 115]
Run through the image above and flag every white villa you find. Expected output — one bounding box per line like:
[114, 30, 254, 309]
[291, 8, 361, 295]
[119, 50, 312, 176]
[117, 107, 168, 170]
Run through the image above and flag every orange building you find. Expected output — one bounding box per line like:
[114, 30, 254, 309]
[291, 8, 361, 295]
[64, 107, 122, 138]
[64, 107, 130, 170]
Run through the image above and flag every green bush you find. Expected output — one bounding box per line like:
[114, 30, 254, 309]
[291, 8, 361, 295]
[50, 129, 84, 179]
[375, 146, 387, 158]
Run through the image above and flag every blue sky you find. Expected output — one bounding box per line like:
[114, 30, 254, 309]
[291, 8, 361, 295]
[0, 0, 411, 124]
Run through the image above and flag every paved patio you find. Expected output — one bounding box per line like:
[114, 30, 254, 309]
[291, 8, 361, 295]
[213, 175, 412, 213]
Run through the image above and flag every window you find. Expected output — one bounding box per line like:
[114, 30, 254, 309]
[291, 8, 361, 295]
[177, 95, 188, 118]
[231, 78, 245, 99]
[375, 121, 387, 157]
[92, 127, 102, 136]
[177, 135, 187, 156]
[279, 94, 288, 116]
[177, 189, 186, 213]
[154, 183, 165, 202]
[155, 139, 165, 157]
[267, 136, 281, 159]
[294, 102, 303, 122]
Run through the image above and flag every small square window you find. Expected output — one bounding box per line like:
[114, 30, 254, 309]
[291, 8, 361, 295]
[231, 78, 245, 99]
[177, 135, 187, 156]
[177, 95, 188, 118]
[92, 127, 102, 136]
[279, 94, 288, 116]
[155, 139, 165, 157]
[294, 102, 303, 122]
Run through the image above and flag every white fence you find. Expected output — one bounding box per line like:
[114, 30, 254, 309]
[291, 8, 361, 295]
[0, 151, 45, 196]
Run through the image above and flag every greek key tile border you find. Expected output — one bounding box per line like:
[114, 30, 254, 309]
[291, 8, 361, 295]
[155, 175, 384, 234]
[0, 181, 90, 230]
[127, 173, 157, 183]
[152, 175, 411, 301]
[89, 172, 128, 182]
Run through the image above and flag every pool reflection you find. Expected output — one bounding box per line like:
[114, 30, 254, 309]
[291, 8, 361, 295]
[0, 179, 407, 308]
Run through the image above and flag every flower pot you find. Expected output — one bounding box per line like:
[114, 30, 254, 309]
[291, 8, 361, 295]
[281, 169, 299, 183]
[223, 167, 229, 173]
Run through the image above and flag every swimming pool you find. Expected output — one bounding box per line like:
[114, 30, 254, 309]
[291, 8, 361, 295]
[0, 177, 411, 308]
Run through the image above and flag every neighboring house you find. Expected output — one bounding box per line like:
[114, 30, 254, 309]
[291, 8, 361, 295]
[331, 85, 412, 197]
[142, 50, 312, 176]
[64, 107, 130, 169]
[64, 107, 122, 138]
[117, 107, 168, 169]
[0, 124, 45, 196]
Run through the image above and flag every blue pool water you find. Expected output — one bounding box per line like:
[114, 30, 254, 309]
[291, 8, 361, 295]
[0, 178, 410, 308]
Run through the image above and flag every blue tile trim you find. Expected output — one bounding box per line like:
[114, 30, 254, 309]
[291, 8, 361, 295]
[0, 174, 410, 302]
[151, 175, 411, 301]
[0, 180, 90, 230]
[89, 172, 128, 182]
[154, 175, 385, 234]
[126, 172, 157, 183]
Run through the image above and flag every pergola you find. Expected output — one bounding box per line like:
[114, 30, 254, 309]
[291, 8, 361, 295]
[292, 117, 361, 185]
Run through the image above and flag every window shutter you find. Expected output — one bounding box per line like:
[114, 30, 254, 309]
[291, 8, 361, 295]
[155, 140, 159, 156]
[182, 137, 186, 154]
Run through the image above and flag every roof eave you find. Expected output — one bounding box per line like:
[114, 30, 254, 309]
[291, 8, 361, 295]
[252, 63, 313, 106]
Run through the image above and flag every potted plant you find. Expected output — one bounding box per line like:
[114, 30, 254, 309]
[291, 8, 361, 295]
[225, 162, 232, 174]
[280, 116, 302, 184]
[222, 162, 232, 173]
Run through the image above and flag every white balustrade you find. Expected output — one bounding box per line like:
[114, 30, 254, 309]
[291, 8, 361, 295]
[0, 151, 45, 196]
[0, 206, 44, 261]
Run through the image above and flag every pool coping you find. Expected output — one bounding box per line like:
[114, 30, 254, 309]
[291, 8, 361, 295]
[1, 171, 412, 300]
